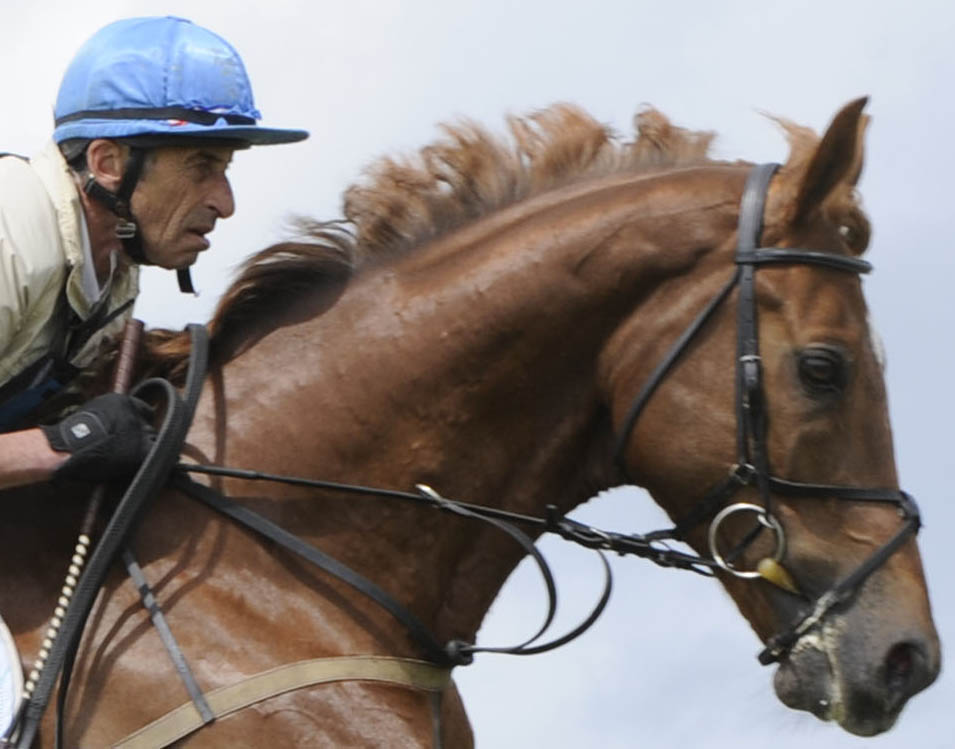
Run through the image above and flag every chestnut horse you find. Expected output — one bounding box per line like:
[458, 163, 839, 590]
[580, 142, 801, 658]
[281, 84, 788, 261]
[1, 98, 940, 746]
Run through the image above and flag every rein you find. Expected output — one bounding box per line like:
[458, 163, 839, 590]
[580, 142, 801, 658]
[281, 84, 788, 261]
[178, 464, 718, 572]
[170, 466, 638, 665]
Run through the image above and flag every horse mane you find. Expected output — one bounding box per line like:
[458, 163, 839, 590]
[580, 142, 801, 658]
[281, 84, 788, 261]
[340, 103, 716, 260]
[134, 103, 823, 382]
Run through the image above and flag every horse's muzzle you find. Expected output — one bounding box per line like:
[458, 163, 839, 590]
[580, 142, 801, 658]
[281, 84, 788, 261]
[772, 623, 940, 736]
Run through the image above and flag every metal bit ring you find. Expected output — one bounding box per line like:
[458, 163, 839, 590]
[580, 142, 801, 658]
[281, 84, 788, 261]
[708, 503, 785, 579]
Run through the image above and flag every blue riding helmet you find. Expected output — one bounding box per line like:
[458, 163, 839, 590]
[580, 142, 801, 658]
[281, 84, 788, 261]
[53, 16, 308, 146]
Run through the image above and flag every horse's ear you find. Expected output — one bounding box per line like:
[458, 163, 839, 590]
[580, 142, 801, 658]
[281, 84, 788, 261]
[790, 97, 869, 224]
[843, 112, 870, 188]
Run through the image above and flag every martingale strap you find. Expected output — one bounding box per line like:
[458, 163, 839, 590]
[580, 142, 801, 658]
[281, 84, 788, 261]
[120, 549, 214, 725]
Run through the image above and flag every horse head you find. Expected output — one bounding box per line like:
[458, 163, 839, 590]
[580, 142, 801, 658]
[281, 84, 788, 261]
[604, 98, 939, 735]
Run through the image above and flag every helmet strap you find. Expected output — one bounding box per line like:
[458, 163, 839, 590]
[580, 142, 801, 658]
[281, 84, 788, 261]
[177, 268, 197, 294]
[83, 147, 149, 265]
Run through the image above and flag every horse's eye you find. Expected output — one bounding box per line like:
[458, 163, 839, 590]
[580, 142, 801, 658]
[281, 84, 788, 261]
[798, 347, 848, 396]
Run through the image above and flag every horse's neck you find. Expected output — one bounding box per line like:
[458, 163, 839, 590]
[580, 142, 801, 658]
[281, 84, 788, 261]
[188, 167, 742, 644]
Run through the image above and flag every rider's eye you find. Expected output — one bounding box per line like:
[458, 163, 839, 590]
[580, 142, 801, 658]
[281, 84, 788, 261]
[798, 346, 848, 396]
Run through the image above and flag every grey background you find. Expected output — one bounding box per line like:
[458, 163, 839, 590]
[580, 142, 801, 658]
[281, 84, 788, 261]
[3, 2, 952, 746]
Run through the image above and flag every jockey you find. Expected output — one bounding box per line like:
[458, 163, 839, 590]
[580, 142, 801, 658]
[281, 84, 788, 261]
[0, 16, 307, 489]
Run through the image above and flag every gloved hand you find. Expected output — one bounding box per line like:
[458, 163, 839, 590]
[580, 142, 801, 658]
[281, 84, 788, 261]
[41, 393, 155, 482]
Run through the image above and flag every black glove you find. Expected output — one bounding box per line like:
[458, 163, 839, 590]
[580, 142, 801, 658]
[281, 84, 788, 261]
[41, 393, 155, 482]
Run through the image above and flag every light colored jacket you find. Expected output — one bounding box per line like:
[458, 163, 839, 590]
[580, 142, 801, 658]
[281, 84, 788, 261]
[0, 141, 139, 388]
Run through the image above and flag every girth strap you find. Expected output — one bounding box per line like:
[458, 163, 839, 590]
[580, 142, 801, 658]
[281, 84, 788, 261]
[111, 656, 451, 749]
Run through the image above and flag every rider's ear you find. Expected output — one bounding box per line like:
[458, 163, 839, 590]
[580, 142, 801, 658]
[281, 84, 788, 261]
[790, 97, 869, 224]
[84, 139, 128, 191]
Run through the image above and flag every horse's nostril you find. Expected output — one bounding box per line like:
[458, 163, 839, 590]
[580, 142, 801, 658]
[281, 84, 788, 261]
[885, 643, 914, 689]
[882, 640, 934, 711]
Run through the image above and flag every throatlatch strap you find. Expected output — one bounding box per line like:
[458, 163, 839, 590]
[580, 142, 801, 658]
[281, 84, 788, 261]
[612, 269, 740, 476]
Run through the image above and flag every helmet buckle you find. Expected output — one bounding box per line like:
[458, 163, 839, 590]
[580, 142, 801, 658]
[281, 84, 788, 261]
[115, 219, 137, 240]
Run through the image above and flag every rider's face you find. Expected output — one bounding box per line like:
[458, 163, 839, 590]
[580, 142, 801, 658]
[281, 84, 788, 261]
[130, 145, 236, 269]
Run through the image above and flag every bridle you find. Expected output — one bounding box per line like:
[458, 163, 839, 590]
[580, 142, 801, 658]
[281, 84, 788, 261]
[611, 162, 921, 665]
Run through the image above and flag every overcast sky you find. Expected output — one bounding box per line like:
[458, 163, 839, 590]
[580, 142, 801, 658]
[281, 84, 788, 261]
[3, 2, 953, 747]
